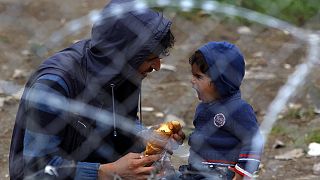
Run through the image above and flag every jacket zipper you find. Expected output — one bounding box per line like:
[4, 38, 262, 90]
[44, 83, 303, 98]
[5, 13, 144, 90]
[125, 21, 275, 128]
[110, 83, 117, 137]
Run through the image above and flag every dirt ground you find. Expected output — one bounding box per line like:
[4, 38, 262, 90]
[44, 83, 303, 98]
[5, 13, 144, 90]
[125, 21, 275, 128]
[1, 0, 320, 179]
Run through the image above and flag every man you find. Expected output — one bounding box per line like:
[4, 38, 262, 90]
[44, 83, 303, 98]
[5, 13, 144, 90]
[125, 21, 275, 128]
[9, 0, 185, 179]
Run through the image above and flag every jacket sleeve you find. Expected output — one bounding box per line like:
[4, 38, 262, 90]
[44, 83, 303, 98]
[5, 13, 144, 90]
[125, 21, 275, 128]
[23, 74, 99, 179]
[229, 104, 264, 178]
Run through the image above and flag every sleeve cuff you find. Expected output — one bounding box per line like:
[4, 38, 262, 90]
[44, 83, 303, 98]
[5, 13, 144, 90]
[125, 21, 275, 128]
[238, 153, 260, 174]
[74, 162, 100, 180]
[233, 164, 253, 178]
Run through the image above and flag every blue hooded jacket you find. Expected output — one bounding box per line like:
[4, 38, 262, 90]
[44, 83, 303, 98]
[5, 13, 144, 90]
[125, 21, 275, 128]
[188, 42, 264, 178]
[9, 0, 172, 179]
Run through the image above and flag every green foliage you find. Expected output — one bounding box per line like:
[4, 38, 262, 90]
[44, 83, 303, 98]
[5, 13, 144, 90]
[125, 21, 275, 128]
[0, 35, 10, 43]
[154, 0, 319, 27]
[271, 125, 286, 135]
[176, 9, 205, 21]
[219, 0, 320, 26]
[305, 129, 320, 143]
[283, 107, 316, 120]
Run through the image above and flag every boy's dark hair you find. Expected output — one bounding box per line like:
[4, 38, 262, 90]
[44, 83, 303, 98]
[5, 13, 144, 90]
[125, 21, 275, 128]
[189, 50, 209, 74]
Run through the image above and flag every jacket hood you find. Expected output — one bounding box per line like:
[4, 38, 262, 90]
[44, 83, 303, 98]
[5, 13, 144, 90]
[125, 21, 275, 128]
[38, 0, 172, 91]
[87, 0, 172, 86]
[198, 41, 245, 98]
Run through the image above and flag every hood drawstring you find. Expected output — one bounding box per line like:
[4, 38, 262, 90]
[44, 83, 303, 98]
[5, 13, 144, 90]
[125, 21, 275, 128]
[110, 83, 117, 137]
[139, 92, 142, 124]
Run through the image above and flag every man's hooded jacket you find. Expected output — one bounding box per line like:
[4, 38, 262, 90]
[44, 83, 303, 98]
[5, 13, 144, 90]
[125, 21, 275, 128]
[9, 0, 172, 179]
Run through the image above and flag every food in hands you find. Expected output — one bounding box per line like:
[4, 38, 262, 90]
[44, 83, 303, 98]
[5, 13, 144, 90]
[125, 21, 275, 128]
[144, 121, 181, 156]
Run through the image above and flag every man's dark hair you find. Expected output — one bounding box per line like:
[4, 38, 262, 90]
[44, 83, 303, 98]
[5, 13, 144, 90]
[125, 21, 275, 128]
[159, 29, 175, 56]
[189, 50, 209, 74]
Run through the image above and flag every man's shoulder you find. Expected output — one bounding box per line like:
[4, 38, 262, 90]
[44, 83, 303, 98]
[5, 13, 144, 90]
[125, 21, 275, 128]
[33, 74, 70, 97]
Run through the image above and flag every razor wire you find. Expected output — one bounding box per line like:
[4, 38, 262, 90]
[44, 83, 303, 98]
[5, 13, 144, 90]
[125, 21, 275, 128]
[39, 0, 320, 141]
[1, 0, 320, 179]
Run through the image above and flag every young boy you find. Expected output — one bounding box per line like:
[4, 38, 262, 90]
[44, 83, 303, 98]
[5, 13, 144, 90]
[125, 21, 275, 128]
[181, 41, 264, 180]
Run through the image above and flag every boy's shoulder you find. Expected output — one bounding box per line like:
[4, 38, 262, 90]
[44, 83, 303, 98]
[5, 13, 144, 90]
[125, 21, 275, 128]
[222, 94, 253, 110]
[206, 97, 255, 118]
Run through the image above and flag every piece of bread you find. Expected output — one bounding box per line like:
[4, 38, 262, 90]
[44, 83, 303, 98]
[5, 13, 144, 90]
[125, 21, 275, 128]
[144, 121, 181, 155]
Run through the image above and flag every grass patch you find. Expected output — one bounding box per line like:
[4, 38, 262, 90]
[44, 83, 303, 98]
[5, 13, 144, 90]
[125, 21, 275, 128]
[0, 35, 10, 43]
[282, 106, 316, 121]
[305, 129, 320, 143]
[271, 125, 287, 136]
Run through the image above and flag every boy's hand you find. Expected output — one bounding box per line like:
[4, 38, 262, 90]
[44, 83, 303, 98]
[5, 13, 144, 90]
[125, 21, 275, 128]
[228, 166, 244, 180]
[172, 128, 185, 145]
[232, 173, 244, 180]
[161, 128, 185, 155]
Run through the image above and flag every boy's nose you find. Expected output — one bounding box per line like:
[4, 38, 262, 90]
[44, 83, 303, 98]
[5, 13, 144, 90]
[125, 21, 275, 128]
[191, 76, 195, 84]
[152, 59, 161, 71]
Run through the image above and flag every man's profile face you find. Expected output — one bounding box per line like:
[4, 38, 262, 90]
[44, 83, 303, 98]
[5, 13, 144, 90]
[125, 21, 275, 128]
[137, 54, 161, 79]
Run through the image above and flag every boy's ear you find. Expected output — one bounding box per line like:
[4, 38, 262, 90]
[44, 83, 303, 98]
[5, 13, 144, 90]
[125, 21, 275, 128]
[210, 82, 221, 99]
[209, 81, 215, 87]
[210, 81, 218, 92]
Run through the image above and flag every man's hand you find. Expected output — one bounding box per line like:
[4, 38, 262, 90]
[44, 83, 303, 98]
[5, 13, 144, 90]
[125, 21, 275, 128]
[98, 152, 161, 180]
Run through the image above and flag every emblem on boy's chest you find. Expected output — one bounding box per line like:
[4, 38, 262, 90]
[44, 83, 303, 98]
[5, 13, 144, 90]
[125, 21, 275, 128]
[213, 113, 226, 127]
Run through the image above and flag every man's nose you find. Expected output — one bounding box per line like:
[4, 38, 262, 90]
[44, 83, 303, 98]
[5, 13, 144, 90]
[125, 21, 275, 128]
[152, 59, 161, 71]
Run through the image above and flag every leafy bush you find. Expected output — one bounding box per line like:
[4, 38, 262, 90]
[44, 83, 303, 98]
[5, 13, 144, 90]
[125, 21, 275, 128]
[218, 0, 320, 26]
[154, 0, 319, 27]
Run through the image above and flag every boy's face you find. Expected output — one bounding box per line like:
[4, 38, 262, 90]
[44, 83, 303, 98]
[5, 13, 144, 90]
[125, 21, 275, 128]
[138, 54, 161, 79]
[191, 63, 218, 102]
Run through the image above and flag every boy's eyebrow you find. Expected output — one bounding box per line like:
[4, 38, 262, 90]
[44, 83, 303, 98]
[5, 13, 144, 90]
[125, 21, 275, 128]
[192, 72, 202, 77]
